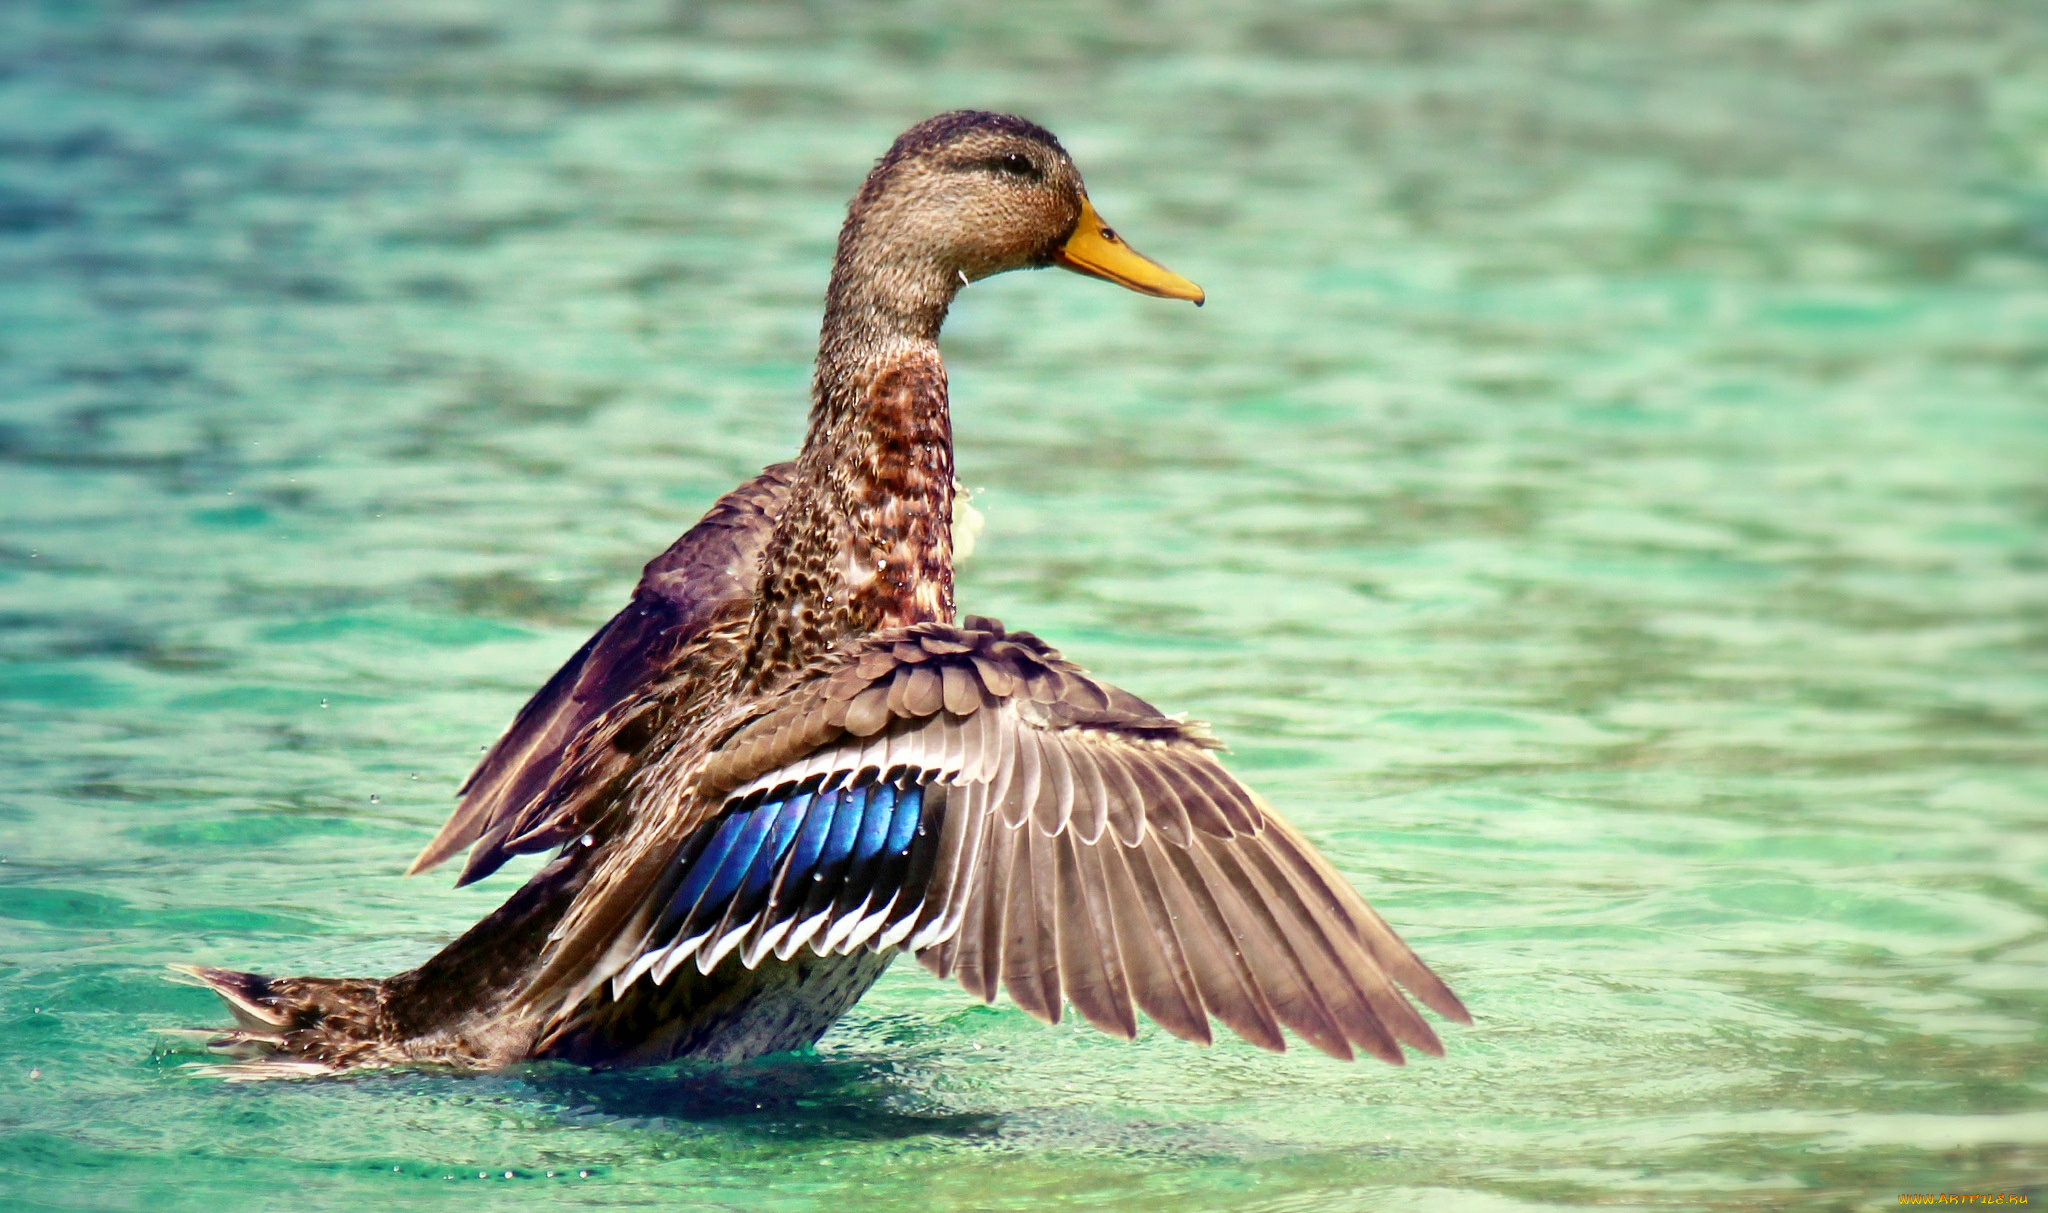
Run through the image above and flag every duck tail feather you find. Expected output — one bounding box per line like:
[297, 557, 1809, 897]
[168, 964, 292, 1031]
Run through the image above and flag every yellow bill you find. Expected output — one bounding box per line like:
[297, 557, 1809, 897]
[1053, 196, 1204, 305]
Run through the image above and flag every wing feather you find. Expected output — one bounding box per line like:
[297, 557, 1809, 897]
[1180, 838, 1353, 1056]
[953, 790, 1009, 1004]
[1217, 833, 1404, 1061]
[1103, 838, 1211, 1045]
[1241, 828, 1442, 1054]
[1000, 727, 1043, 830]
[412, 463, 794, 883]
[523, 620, 1464, 1066]
[1056, 829, 1138, 1038]
[1034, 732, 1076, 836]
[999, 819, 1059, 1022]
[1148, 841, 1286, 1052]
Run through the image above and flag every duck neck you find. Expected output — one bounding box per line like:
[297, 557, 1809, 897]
[740, 232, 965, 685]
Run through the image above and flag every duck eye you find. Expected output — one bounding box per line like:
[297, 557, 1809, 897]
[982, 153, 1039, 180]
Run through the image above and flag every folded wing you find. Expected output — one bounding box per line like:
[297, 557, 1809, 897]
[409, 463, 795, 884]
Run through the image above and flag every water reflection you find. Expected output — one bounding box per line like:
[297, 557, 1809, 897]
[513, 1053, 1002, 1144]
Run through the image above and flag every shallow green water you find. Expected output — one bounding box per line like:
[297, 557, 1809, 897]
[2, 1, 2045, 1208]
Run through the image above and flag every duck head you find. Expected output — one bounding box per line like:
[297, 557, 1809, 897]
[826, 111, 1202, 339]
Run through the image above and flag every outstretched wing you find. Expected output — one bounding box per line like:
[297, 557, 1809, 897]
[409, 463, 795, 885]
[536, 618, 1469, 1062]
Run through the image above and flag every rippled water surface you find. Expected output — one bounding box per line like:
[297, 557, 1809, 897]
[2, 2, 2045, 1209]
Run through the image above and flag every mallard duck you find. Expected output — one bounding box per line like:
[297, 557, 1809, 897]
[181, 111, 1469, 1073]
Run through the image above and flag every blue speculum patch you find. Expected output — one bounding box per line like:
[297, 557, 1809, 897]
[662, 778, 929, 948]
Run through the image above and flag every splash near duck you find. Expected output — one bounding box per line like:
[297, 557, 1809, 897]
[179, 111, 1469, 1073]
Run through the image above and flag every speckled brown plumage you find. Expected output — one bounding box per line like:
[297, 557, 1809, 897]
[181, 111, 1467, 1077]
[742, 352, 955, 684]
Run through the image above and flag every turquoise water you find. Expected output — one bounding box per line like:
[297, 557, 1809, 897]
[2, 0, 2045, 1207]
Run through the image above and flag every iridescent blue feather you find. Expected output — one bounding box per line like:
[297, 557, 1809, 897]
[658, 776, 933, 964]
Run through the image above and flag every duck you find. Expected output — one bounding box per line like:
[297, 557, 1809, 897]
[180, 111, 1470, 1074]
